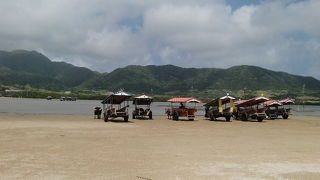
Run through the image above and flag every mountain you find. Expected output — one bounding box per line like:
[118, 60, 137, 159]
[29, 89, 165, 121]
[81, 64, 320, 94]
[0, 50, 97, 90]
[1, 50, 320, 96]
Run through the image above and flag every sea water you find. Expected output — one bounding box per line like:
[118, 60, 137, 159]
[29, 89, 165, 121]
[0, 97, 319, 117]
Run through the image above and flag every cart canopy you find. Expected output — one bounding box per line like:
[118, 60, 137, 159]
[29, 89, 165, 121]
[234, 99, 248, 105]
[204, 94, 235, 107]
[279, 98, 295, 105]
[167, 97, 201, 103]
[133, 94, 153, 105]
[101, 91, 132, 104]
[264, 100, 282, 107]
[235, 96, 269, 107]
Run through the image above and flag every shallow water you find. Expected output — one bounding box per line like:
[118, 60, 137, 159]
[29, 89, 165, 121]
[0, 97, 319, 117]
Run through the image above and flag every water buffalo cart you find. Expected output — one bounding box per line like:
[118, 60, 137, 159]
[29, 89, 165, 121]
[132, 94, 153, 119]
[278, 98, 295, 119]
[234, 96, 269, 122]
[264, 100, 283, 119]
[101, 91, 132, 122]
[165, 97, 201, 121]
[204, 94, 235, 122]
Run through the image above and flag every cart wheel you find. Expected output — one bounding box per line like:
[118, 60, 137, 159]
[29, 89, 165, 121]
[225, 116, 231, 122]
[124, 116, 129, 122]
[148, 111, 152, 119]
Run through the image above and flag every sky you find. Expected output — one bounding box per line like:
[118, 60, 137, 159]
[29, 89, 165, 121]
[0, 0, 319, 79]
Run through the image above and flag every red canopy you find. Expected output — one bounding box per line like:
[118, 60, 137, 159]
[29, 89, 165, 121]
[234, 99, 248, 105]
[264, 100, 282, 107]
[167, 97, 201, 103]
[235, 96, 269, 107]
[279, 98, 295, 105]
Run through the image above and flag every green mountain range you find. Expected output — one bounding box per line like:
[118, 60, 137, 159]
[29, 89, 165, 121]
[1, 50, 320, 99]
[0, 50, 97, 90]
[81, 65, 320, 94]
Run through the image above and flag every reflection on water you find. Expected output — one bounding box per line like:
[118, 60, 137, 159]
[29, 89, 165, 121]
[0, 97, 319, 117]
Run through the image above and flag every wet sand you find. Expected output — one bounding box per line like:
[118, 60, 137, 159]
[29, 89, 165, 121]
[0, 114, 320, 180]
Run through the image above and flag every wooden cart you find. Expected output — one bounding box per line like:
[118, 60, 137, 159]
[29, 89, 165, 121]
[132, 94, 153, 119]
[101, 91, 131, 122]
[278, 98, 294, 119]
[204, 94, 235, 122]
[264, 100, 283, 119]
[234, 96, 269, 122]
[165, 97, 201, 121]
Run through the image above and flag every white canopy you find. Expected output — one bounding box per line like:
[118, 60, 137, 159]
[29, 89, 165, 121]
[255, 96, 269, 101]
[133, 94, 153, 105]
[134, 94, 152, 99]
[114, 91, 131, 96]
[101, 90, 132, 104]
[220, 93, 236, 100]
[187, 98, 201, 103]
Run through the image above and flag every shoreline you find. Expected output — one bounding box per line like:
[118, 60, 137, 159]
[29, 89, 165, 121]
[1, 97, 320, 117]
[1, 111, 320, 118]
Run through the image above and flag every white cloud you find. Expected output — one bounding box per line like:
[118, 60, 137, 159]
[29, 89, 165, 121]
[143, 0, 320, 78]
[0, 0, 319, 79]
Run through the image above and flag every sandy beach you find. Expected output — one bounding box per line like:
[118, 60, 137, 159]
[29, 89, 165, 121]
[0, 114, 320, 180]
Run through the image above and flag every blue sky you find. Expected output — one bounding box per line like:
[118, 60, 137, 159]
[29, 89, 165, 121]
[0, 0, 319, 79]
[226, 0, 263, 9]
[227, 0, 306, 9]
